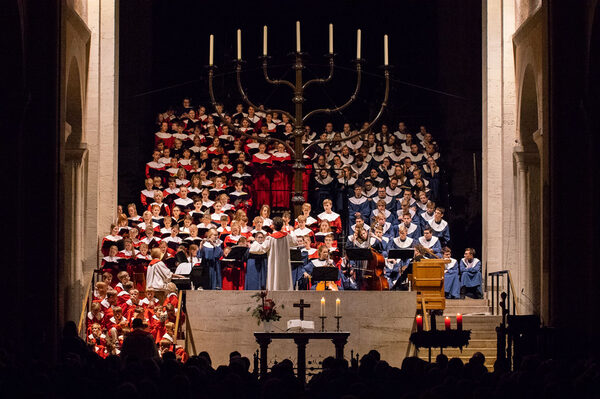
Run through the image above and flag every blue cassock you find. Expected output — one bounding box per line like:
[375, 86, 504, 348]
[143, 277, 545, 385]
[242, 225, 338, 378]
[417, 236, 443, 258]
[370, 236, 390, 257]
[428, 219, 451, 247]
[370, 196, 398, 213]
[197, 243, 223, 290]
[393, 222, 421, 241]
[386, 237, 414, 285]
[444, 258, 461, 299]
[244, 251, 268, 290]
[460, 257, 482, 294]
[348, 196, 371, 227]
[370, 209, 397, 227]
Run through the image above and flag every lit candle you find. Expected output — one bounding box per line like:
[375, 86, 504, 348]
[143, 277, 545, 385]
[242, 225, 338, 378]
[416, 315, 423, 332]
[237, 29, 242, 60]
[356, 29, 361, 59]
[320, 297, 325, 317]
[296, 21, 301, 52]
[329, 23, 334, 54]
[456, 313, 463, 331]
[384, 34, 389, 66]
[335, 298, 340, 316]
[263, 26, 268, 56]
[209, 34, 214, 66]
[445, 316, 451, 331]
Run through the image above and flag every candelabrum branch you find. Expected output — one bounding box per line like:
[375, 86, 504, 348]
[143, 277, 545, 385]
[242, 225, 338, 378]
[262, 58, 296, 90]
[236, 63, 296, 124]
[208, 67, 296, 156]
[303, 68, 389, 155]
[302, 61, 362, 123]
[302, 56, 335, 90]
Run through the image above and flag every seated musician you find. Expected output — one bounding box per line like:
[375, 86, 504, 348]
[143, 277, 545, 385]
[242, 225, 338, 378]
[302, 245, 343, 291]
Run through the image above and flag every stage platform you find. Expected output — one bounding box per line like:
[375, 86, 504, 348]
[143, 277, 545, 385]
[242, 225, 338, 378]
[185, 291, 416, 369]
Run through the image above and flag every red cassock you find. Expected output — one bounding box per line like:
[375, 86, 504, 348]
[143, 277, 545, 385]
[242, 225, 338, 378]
[302, 163, 313, 202]
[163, 292, 179, 310]
[221, 256, 245, 291]
[271, 152, 292, 208]
[251, 153, 272, 209]
[317, 211, 343, 235]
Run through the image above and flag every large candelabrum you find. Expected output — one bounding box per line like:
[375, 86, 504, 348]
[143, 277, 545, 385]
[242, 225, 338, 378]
[207, 22, 391, 216]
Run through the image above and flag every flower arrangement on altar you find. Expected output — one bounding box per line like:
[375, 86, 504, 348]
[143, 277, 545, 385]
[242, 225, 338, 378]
[247, 291, 284, 325]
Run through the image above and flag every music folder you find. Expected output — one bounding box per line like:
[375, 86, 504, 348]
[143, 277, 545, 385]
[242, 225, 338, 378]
[221, 245, 249, 263]
[388, 248, 414, 260]
[345, 248, 373, 261]
[290, 248, 304, 269]
[311, 266, 339, 282]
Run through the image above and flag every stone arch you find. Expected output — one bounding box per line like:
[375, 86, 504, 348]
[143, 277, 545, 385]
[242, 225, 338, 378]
[65, 57, 83, 145]
[514, 63, 542, 315]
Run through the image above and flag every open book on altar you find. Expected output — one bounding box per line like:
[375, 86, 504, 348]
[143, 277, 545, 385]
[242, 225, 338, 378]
[287, 320, 315, 331]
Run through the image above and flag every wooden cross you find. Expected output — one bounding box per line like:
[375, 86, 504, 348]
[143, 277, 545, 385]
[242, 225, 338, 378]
[293, 299, 311, 320]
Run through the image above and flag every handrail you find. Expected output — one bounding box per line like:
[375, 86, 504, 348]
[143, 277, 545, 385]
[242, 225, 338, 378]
[488, 270, 519, 316]
[173, 290, 184, 340]
[77, 273, 94, 335]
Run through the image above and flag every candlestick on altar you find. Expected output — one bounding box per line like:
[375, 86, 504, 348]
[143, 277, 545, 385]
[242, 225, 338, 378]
[445, 316, 451, 330]
[237, 29, 242, 60]
[356, 29, 361, 59]
[416, 315, 423, 332]
[456, 313, 463, 331]
[334, 316, 342, 332]
[320, 297, 325, 317]
[319, 316, 327, 332]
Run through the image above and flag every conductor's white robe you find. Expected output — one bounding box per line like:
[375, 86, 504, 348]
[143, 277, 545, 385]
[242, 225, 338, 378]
[262, 231, 296, 291]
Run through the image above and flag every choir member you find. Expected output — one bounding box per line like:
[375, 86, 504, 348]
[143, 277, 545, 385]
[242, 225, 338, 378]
[317, 199, 342, 235]
[428, 207, 450, 247]
[197, 229, 223, 290]
[418, 227, 442, 258]
[442, 247, 460, 299]
[460, 248, 482, 299]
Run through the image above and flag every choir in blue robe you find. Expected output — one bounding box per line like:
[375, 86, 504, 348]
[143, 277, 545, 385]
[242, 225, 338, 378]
[444, 257, 461, 299]
[428, 219, 451, 247]
[460, 257, 482, 297]
[244, 242, 268, 290]
[197, 242, 223, 289]
[348, 195, 371, 227]
[418, 236, 442, 258]
[394, 222, 421, 241]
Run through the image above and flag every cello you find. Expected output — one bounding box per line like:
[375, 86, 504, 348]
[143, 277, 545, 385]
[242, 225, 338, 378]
[363, 247, 389, 291]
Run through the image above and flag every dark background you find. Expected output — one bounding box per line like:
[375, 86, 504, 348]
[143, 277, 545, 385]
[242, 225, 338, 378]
[118, 0, 483, 254]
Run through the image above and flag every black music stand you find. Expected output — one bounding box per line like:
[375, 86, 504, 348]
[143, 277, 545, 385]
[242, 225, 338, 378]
[311, 267, 340, 282]
[345, 248, 373, 261]
[388, 248, 414, 260]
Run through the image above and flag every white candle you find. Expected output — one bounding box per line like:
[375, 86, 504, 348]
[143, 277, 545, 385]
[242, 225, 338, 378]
[296, 21, 301, 52]
[209, 34, 214, 66]
[329, 24, 334, 54]
[336, 298, 340, 316]
[320, 297, 325, 317]
[237, 29, 242, 60]
[263, 26, 268, 56]
[356, 29, 361, 59]
[384, 34, 389, 65]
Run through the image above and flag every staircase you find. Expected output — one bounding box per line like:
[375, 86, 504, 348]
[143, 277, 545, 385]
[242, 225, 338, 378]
[416, 298, 500, 370]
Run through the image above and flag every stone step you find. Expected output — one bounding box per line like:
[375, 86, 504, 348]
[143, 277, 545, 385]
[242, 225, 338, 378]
[429, 315, 501, 330]
[443, 298, 491, 315]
